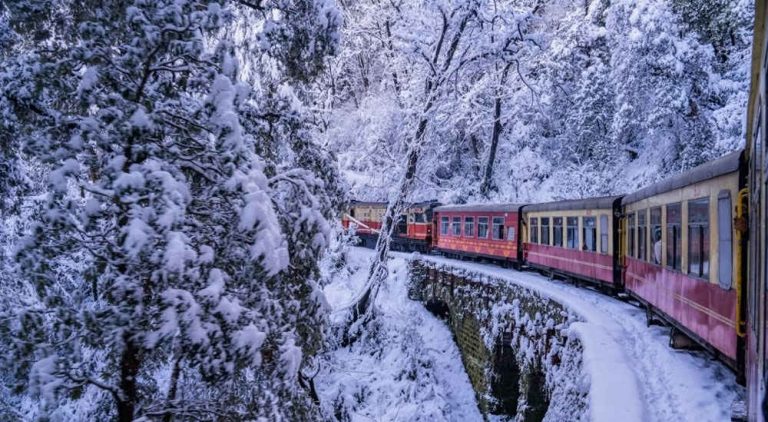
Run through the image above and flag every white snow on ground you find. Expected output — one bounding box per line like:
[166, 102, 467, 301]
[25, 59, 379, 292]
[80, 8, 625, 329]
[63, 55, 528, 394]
[319, 247, 482, 421]
[418, 253, 743, 422]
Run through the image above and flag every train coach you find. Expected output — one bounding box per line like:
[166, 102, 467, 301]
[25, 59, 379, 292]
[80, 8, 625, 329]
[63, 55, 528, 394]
[521, 196, 623, 290]
[341, 200, 439, 252]
[622, 150, 747, 371]
[431, 203, 524, 266]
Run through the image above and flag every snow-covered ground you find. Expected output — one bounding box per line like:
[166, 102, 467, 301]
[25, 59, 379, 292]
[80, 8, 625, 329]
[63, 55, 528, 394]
[322, 247, 743, 422]
[318, 247, 482, 421]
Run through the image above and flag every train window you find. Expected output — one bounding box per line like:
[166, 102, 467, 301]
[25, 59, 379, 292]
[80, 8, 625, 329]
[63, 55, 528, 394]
[666, 203, 682, 271]
[718, 191, 732, 289]
[541, 217, 551, 245]
[530, 218, 539, 244]
[628, 213, 636, 258]
[566, 217, 578, 249]
[651, 207, 662, 264]
[441, 216, 449, 235]
[638, 211, 647, 261]
[600, 215, 609, 254]
[464, 217, 475, 237]
[688, 198, 710, 279]
[553, 217, 563, 247]
[414, 213, 426, 223]
[478, 217, 489, 238]
[582, 217, 596, 252]
[507, 226, 516, 241]
[452, 217, 462, 236]
[492, 217, 505, 240]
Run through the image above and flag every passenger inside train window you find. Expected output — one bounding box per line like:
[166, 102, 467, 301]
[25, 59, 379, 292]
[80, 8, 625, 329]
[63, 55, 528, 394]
[582, 217, 596, 252]
[492, 217, 505, 240]
[651, 207, 662, 264]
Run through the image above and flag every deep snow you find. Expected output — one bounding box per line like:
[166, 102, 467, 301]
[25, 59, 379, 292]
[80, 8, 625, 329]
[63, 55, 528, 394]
[321, 247, 744, 422]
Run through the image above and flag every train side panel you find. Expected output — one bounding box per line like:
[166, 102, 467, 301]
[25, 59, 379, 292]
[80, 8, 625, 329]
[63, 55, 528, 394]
[623, 170, 742, 366]
[433, 207, 520, 262]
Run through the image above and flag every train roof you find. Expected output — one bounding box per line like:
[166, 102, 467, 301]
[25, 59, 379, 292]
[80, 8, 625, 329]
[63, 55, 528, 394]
[349, 200, 440, 208]
[434, 203, 525, 213]
[622, 150, 743, 204]
[523, 196, 621, 212]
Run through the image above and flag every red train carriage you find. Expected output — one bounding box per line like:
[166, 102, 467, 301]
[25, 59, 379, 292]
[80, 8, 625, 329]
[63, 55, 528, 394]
[432, 204, 524, 265]
[522, 197, 623, 289]
[391, 201, 440, 252]
[342, 201, 387, 248]
[745, 2, 768, 417]
[622, 150, 745, 371]
[342, 200, 439, 251]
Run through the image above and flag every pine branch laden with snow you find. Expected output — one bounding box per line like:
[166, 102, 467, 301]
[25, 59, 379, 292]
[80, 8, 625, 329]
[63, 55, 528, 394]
[0, 0, 342, 420]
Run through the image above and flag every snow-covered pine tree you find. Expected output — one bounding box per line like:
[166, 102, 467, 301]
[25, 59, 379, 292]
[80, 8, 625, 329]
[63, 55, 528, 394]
[0, 0, 341, 420]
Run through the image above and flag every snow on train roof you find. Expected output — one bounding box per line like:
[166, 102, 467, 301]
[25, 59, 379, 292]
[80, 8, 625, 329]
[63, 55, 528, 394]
[434, 203, 525, 212]
[523, 196, 622, 212]
[622, 149, 743, 204]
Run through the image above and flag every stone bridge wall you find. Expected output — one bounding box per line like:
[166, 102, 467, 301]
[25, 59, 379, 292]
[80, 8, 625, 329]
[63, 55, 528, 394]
[408, 258, 588, 421]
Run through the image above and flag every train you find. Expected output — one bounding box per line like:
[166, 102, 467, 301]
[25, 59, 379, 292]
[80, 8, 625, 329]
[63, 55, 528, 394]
[342, 4, 768, 419]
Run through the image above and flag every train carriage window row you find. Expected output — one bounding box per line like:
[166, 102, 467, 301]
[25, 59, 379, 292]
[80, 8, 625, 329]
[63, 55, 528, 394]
[525, 212, 612, 255]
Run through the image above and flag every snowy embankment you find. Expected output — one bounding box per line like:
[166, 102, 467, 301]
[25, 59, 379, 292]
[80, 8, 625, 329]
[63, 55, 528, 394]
[318, 248, 482, 421]
[419, 253, 743, 422]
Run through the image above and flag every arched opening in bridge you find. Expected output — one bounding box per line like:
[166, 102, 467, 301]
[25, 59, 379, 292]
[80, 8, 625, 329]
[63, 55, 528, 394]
[424, 299, 450, 321]
[490, 339, 521, 417]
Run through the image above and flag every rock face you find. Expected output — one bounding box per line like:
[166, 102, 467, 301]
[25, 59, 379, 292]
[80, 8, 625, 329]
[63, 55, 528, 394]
[408, 259, 588, 421]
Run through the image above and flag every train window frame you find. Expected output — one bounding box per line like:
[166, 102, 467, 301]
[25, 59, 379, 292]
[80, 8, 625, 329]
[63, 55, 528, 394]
[628, 213, 636, 258]
[464, 216, 475, 238]
[666, 203, 682, 271]
[687, 197, 710, 280]
[599, 215, 609, 254]
[440, 216, 449, 235]
[638, 210, 647, 261]
[651, 207, 662, 265]
[478, 216, 489, 239]
[530, 217, 539, 244]
[541, 217, 551, 245]
[717, 190, 733, 289]
[566, 217, 578, 249]
[553, 217, 564, 247]
[492, 216, 505, 240]
[452, 216, 462, 236]
[582, 216, 597, 252]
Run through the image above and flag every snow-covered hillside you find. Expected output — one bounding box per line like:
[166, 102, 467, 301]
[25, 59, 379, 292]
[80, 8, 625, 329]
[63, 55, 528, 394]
[315, 0, 753, 203]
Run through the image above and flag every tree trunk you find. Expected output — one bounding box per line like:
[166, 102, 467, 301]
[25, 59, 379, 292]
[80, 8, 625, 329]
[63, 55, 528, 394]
[480, 62, 513, 197]
[480, 95, 503, 196]
[117, 335, 140, 422]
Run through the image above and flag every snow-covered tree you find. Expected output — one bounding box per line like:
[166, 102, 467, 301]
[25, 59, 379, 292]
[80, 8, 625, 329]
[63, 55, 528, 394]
[0, 0, 341, 419]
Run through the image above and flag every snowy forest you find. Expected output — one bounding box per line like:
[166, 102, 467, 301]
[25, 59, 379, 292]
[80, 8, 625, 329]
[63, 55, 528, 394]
[0, 0, 754, 421]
